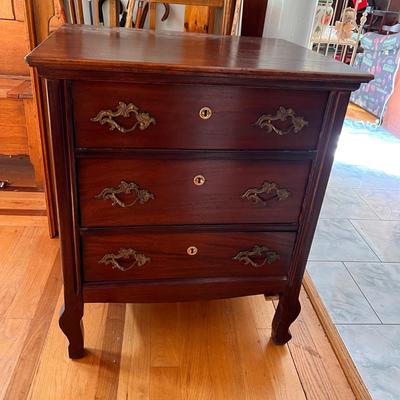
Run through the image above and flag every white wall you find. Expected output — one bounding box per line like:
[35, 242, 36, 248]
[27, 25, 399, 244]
[263, 0, 318, 47]
[68, 0, 316, 43]
[68, 0, 185, 31]
[155, 4, 185, 31]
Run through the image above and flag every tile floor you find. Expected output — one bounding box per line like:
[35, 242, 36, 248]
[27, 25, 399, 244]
[307, 119, 400, 400]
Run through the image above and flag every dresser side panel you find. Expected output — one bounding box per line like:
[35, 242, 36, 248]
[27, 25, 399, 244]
[46, 79, 84, 357]
[289, 91, 351, 288]
[46, 79, 82, 297]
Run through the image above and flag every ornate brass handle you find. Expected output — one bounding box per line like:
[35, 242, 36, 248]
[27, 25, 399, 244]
[233, 245, 280, 268]
[241, 181, 290, 205]
[98, 248, 151, 272]
[95, 180, 155, 208]
[90, 101, 156, 133]
[254, 106, 308, 136]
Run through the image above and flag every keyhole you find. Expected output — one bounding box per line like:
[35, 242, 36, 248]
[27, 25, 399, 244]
[187, 246, 198, 256]
[199, 107, 212, 120]
[193, 175, 206, 186]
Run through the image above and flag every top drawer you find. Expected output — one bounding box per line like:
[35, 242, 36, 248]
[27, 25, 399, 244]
[72, 81, 328, 150]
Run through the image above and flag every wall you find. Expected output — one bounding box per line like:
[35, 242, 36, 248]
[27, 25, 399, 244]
[155, 4, 185, 31]
[71, 0, 185, 31]
[65, 1, 319, 43]
[263, 0, 318, 47]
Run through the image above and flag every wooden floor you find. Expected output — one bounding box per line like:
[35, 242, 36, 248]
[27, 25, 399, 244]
[0, 193, 358, 400]
[346, 102, 377, 123]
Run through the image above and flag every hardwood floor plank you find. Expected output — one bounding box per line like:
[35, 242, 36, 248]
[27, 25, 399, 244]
[150, 367, 181, 400]
[250, 295, 306, 400]
[0, 227, 44, 319]
[5, 232, 58, 319]
[117, 304, 151, 400]
[346, 103, 377, 123]
[0, 215, 47, 227]
[257, 328, 307, 400]
[0, 191, 46, 210]
[204, 299, 247, 399]
[94, 304, 126, 400]
[280, 289, 356, 400]
[231, 296, 305, 400]
[0, 318, 30, 400]
[249, 294, 276, 329]
[0, 226, 24, 266]
[0, 209, 46, 216]
[27, 295, 109, 400]
[303, 272, 372, 400]
[59, 304, 109, 399]
[26, 293, 71, 399]
[179, 301, 214, 400]
[4, 252, 62, 400]
[298, 289, 357, 400]
[150, 303, 182, 368]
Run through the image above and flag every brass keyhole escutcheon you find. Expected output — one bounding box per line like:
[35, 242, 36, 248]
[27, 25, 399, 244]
[187, 246, 198, 256]
[193, 175, 206, 186]
[199, 107, 212, 120]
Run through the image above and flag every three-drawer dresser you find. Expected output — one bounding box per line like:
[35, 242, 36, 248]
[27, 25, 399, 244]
[26, 25, 372, 358]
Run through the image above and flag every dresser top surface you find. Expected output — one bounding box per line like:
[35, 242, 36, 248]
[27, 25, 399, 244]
[26, 25, 371, 84]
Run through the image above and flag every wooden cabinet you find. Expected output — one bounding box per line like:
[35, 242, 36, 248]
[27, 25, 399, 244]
[26, 25, 371, 359]
[0, 0, 44, 187]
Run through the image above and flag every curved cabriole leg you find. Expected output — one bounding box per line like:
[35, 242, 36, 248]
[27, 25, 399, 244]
[59, 303, 84, 359]
[271, 293, 301, 345]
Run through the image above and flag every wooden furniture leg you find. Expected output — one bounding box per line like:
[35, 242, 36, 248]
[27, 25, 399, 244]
[59, 303, 84, 359]
[271, 290, 301, 344]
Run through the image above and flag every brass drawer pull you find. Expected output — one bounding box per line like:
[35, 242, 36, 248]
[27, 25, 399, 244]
[99, 248, 151, 272]
[242, 181, 290, 205]
[199, 106, 212, 120]
[233, 245, 280, 268]
[91, 101, 156, 133]
[95, 180, 155, 208]
[187, 246, 198, 256]
[255, 106, 308, 136]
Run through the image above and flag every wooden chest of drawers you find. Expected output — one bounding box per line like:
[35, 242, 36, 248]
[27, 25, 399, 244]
[26, 25, 371, 359]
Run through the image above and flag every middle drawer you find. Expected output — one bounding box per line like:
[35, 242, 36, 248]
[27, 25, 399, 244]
[78, 158, 311, 227]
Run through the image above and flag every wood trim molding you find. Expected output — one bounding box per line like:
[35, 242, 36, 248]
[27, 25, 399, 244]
[303, 272, 372, 400]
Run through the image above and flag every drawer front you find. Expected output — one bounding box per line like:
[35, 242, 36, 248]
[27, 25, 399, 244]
[82, 231, 296, 282]
[78, 158, 311, 227]
[73, 81, 328, 150]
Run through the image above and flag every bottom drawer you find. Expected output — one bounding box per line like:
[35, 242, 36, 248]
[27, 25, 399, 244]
[82, 231, 296, 282]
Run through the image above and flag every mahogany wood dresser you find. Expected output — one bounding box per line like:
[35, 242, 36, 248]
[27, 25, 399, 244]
[26, 25, 371, 358]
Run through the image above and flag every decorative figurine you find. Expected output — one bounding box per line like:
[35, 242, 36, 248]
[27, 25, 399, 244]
[335, 7, 357, 41]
